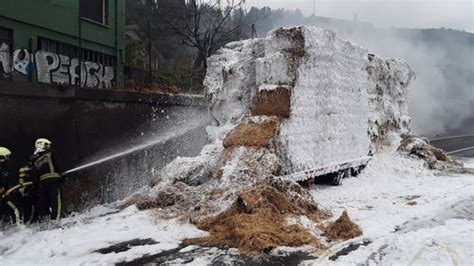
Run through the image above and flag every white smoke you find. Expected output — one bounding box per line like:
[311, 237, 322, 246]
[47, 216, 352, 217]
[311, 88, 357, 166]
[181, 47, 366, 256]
[328, 26, 474, 136]
[247, 13, 473, 136]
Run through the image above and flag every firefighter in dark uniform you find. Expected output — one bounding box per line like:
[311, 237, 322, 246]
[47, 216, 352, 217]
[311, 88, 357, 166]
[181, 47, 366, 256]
[30, 138, 62, 222]
[17, 166, 37, 223]
[1, 167, 36, 225]
[0, 147, 21, 227]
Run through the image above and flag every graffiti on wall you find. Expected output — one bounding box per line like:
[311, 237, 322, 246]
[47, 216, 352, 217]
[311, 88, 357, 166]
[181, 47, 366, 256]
[0, 43, 115, 89]
[0, 43, 12, 76]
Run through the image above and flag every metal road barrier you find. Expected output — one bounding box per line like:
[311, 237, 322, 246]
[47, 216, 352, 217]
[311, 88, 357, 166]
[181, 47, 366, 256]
[429, 134, 474, 157]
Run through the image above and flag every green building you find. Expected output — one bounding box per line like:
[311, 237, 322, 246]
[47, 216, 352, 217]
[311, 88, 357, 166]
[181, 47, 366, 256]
[0, 0, 125, 89]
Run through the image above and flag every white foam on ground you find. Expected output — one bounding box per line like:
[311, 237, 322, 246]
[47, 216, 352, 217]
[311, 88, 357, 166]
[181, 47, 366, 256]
[464, 158, 474, 168]
[308, 152, 474, 265]
[0, 206, 206, 265]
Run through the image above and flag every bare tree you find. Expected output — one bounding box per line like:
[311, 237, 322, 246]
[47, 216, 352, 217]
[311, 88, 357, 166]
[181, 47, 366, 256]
[126, 0, 286, 92]
[158, 0, 246, 69]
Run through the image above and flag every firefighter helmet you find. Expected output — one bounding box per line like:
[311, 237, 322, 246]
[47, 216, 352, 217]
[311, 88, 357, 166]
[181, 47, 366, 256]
[35, 138, 52, 151]
[0, 147, 11, 162]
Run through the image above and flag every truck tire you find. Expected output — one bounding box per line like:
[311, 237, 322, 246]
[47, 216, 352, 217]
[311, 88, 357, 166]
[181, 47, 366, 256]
[332, 170, 345, 186]
[351, 167, 360, 177]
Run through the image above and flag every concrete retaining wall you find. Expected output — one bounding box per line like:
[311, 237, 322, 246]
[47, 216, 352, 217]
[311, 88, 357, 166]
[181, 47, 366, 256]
[0, 80, 209, 210]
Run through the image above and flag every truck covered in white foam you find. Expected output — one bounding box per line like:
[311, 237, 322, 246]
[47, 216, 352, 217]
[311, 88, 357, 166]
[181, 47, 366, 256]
[205, 26, 414, 185]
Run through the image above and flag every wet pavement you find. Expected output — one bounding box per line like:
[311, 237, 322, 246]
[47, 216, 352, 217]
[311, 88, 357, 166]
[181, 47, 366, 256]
[95, 239, 159, 254]
[111, 243, 318, 265]
[328, 239, 372, 261]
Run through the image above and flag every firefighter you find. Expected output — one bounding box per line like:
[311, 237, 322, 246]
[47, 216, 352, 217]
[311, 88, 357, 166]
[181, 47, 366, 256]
[2, 167, 37, 224]
[30, 138, 62, 222]
[17, 166, 37, 223]
[0, 147, 21, 227]
[0, 147, 11, 188]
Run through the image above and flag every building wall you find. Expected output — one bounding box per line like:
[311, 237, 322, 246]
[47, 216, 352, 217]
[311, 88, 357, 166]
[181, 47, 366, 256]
[0, 0, 125, 85]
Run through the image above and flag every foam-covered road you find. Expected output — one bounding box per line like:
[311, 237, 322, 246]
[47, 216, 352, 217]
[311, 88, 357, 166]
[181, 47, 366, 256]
[308, 153, 474, 265]
[0, 153, 473, 265]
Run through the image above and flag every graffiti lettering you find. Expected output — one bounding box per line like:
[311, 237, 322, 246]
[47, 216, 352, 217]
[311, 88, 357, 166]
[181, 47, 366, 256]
[85, 61, 100, 88]
[97, 65, 114, 89]
[13, 49, 33, 75]
[52, 54, 71, 85]
[35, 51, 60, 84]
[0, 43, 12, 76]
[70, 58, 87, 87]
[0, 43, 115, 89]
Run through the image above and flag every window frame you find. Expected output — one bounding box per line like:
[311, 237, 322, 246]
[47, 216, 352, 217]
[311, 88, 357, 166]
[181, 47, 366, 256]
[37, 37, 117, 67]
[80, 0, 109, 27]
[0, 27, 13, 48]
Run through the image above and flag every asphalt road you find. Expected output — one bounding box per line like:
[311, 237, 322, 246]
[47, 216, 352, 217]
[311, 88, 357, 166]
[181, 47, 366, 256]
[430, 135, 474, 158]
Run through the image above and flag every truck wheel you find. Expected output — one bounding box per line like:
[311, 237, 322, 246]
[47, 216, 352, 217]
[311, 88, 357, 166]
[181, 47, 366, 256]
[351, 167, 360, 177]
[332, 171, 345, 186]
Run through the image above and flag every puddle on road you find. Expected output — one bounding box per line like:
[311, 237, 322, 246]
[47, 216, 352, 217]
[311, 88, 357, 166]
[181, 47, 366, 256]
[230, 251, 318, 266]
[328, 239, 373, 261]
[95, 238, 158, 254]
[116, 243, 318, 265]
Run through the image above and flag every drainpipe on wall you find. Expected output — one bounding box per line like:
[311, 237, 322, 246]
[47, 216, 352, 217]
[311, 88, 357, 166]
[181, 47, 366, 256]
[147, 18, 152, 85]
[75, 3, 83, 157]
[115, 0, 120, 88]
[28, 37, 33, 82]
[78, 7, 82, 89]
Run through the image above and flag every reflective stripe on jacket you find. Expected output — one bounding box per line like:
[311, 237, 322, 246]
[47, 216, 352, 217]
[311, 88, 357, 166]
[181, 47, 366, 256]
[33, 152, 61, 181]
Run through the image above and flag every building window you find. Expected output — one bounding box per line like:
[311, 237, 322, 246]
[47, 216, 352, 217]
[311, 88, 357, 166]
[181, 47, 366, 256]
[39, 37, 78, 59]
[38, 37, 116, 67]
[80, 0, 108, 25]
[0, 27, 13, 47]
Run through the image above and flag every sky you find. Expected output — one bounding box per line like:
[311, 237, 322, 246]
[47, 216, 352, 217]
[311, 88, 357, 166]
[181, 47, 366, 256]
[241, 0, 473, 32]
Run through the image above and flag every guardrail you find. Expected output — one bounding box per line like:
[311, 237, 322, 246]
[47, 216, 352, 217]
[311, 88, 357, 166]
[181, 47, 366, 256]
[429, 134, 474, 142]
[429, 134, 474, 156]
[446, 147, 474, 155]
